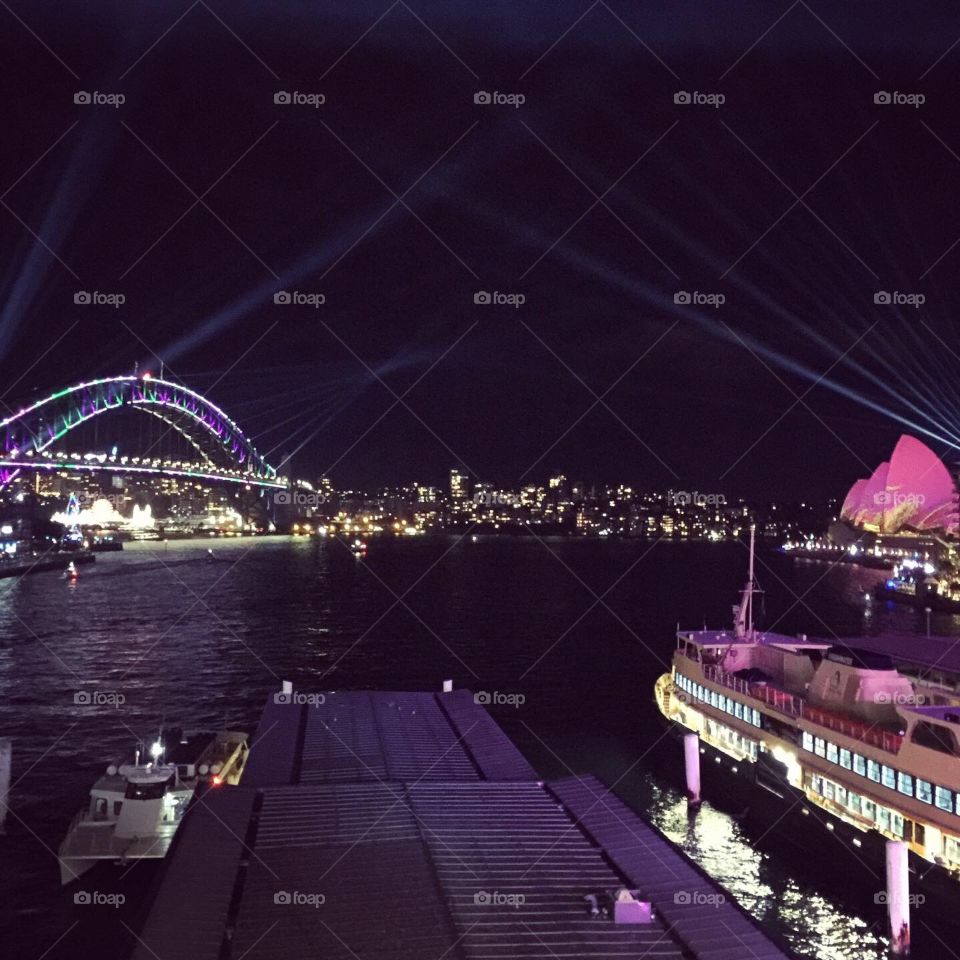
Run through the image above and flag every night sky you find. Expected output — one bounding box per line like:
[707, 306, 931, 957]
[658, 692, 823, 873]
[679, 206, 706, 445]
[2, 1, 960, 499]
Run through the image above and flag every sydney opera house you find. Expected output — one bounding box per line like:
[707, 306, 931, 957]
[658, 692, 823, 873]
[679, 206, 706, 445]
[831, 435, 959, 547]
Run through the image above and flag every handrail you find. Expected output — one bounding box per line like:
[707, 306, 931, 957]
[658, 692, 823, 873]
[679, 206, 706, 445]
[693, 663, 903, 754]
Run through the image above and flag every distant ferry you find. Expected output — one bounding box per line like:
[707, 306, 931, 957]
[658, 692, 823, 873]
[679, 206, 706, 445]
[655, 527, 960, 917]
[58, 728, 248, 885]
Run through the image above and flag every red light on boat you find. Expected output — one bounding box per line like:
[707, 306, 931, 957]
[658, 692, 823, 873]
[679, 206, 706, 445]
[212, 775, 223, 786]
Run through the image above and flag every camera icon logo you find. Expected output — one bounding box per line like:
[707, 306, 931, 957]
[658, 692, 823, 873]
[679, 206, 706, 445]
[874, 291, 891, 305]
[874, 91, 891, 105]
[474, 91, 492, 105]
[473, 291, 491, 305]
[273, 692, 293, 705]
[474, 691, 491, 704]
[274, 891, 292, 905]
[674, 91, 691, 104]
[274, 291, 292, 305]
[274, 91, 291, 105]
[74, 691, 91, 704]
[74, 291, 92, 305]
[74, 891, 92, 904]
[674, 891, 692, 904]
[74, 91, 91, 105]
[273, 491, 291, 504]
[673, 291, 691, 305]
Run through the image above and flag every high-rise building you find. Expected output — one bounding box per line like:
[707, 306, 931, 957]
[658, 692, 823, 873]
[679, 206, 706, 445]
[449, 468, 468, 501]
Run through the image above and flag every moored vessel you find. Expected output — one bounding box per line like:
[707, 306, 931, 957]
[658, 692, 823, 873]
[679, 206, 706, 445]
[58, 727, 248, 885]
[656, 526, 960, 928]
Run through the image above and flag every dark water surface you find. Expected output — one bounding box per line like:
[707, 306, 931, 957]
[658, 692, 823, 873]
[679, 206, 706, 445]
[0, 535, 952, 959]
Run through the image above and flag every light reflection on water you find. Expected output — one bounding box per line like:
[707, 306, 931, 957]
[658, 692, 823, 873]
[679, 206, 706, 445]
[653, 792, 888, 960]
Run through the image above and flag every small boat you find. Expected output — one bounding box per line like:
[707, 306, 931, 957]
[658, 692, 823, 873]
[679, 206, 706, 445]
[64, 561, 78, 581]
[58, 727, 248, 885]
[351, 539, 367, 558]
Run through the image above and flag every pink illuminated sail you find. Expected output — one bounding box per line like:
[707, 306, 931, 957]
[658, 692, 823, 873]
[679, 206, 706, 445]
[839, 436, 958, 535]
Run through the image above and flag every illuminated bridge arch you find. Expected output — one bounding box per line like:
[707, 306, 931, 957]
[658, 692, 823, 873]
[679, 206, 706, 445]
[0, 375, 284, 489]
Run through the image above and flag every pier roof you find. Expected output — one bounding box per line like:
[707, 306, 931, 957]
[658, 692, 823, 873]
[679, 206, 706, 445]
[131, 688, 797, 960]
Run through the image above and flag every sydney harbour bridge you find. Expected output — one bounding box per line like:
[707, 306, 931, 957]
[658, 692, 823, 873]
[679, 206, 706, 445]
[0, 375, 285, 491]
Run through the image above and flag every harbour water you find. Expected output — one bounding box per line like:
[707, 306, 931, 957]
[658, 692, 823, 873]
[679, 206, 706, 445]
[0, 535, 951, 959]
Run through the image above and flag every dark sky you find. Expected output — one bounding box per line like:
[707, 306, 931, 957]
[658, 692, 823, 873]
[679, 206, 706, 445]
[3, 1, 960, 499]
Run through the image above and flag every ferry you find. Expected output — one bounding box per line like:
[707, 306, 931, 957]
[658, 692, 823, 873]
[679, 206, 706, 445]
[655, 526, 960, 920]
[874, 558, 960, 613]
[58, 727, 248, 885]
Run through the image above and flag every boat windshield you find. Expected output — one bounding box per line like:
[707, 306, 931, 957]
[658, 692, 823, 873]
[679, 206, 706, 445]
[124, 779, 170, 800]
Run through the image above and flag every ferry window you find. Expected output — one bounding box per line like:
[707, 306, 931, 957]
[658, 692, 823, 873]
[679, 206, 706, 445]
[826, 743, 839, 764]
[849, 793, 862, 815]
[867, 759, 881, 782]
[710, 691, 719, 708]
[916, 779, 933, 804]
[113, 801, 123, 816]
[936, 786, 953, 812]
[863, 798, 876, 819]
[719, 695, 728, 712]
[839, 749, 852, 769]
[823, 781, 835, 801]
[912, 721, 959, 755]
[836, 784, 847, 805]
[947, 837, 960, 863]
[802, 732, 813, 752]
[814, 738, 826, 757]
[853, 754, 866, 776]
[735, 702, 743, 720]
[897, 772, 913, 796]
[878, 808, 891, 832]
[811, 776, 823, 794]
[892, 812, 904, 837]
[752, 709, 761, 727]
[94, 798, 107, 821]
[881, 766, 896, 790]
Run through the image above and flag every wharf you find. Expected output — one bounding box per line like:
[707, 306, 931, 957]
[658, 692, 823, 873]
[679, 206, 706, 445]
[131, 688, 797, 960]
